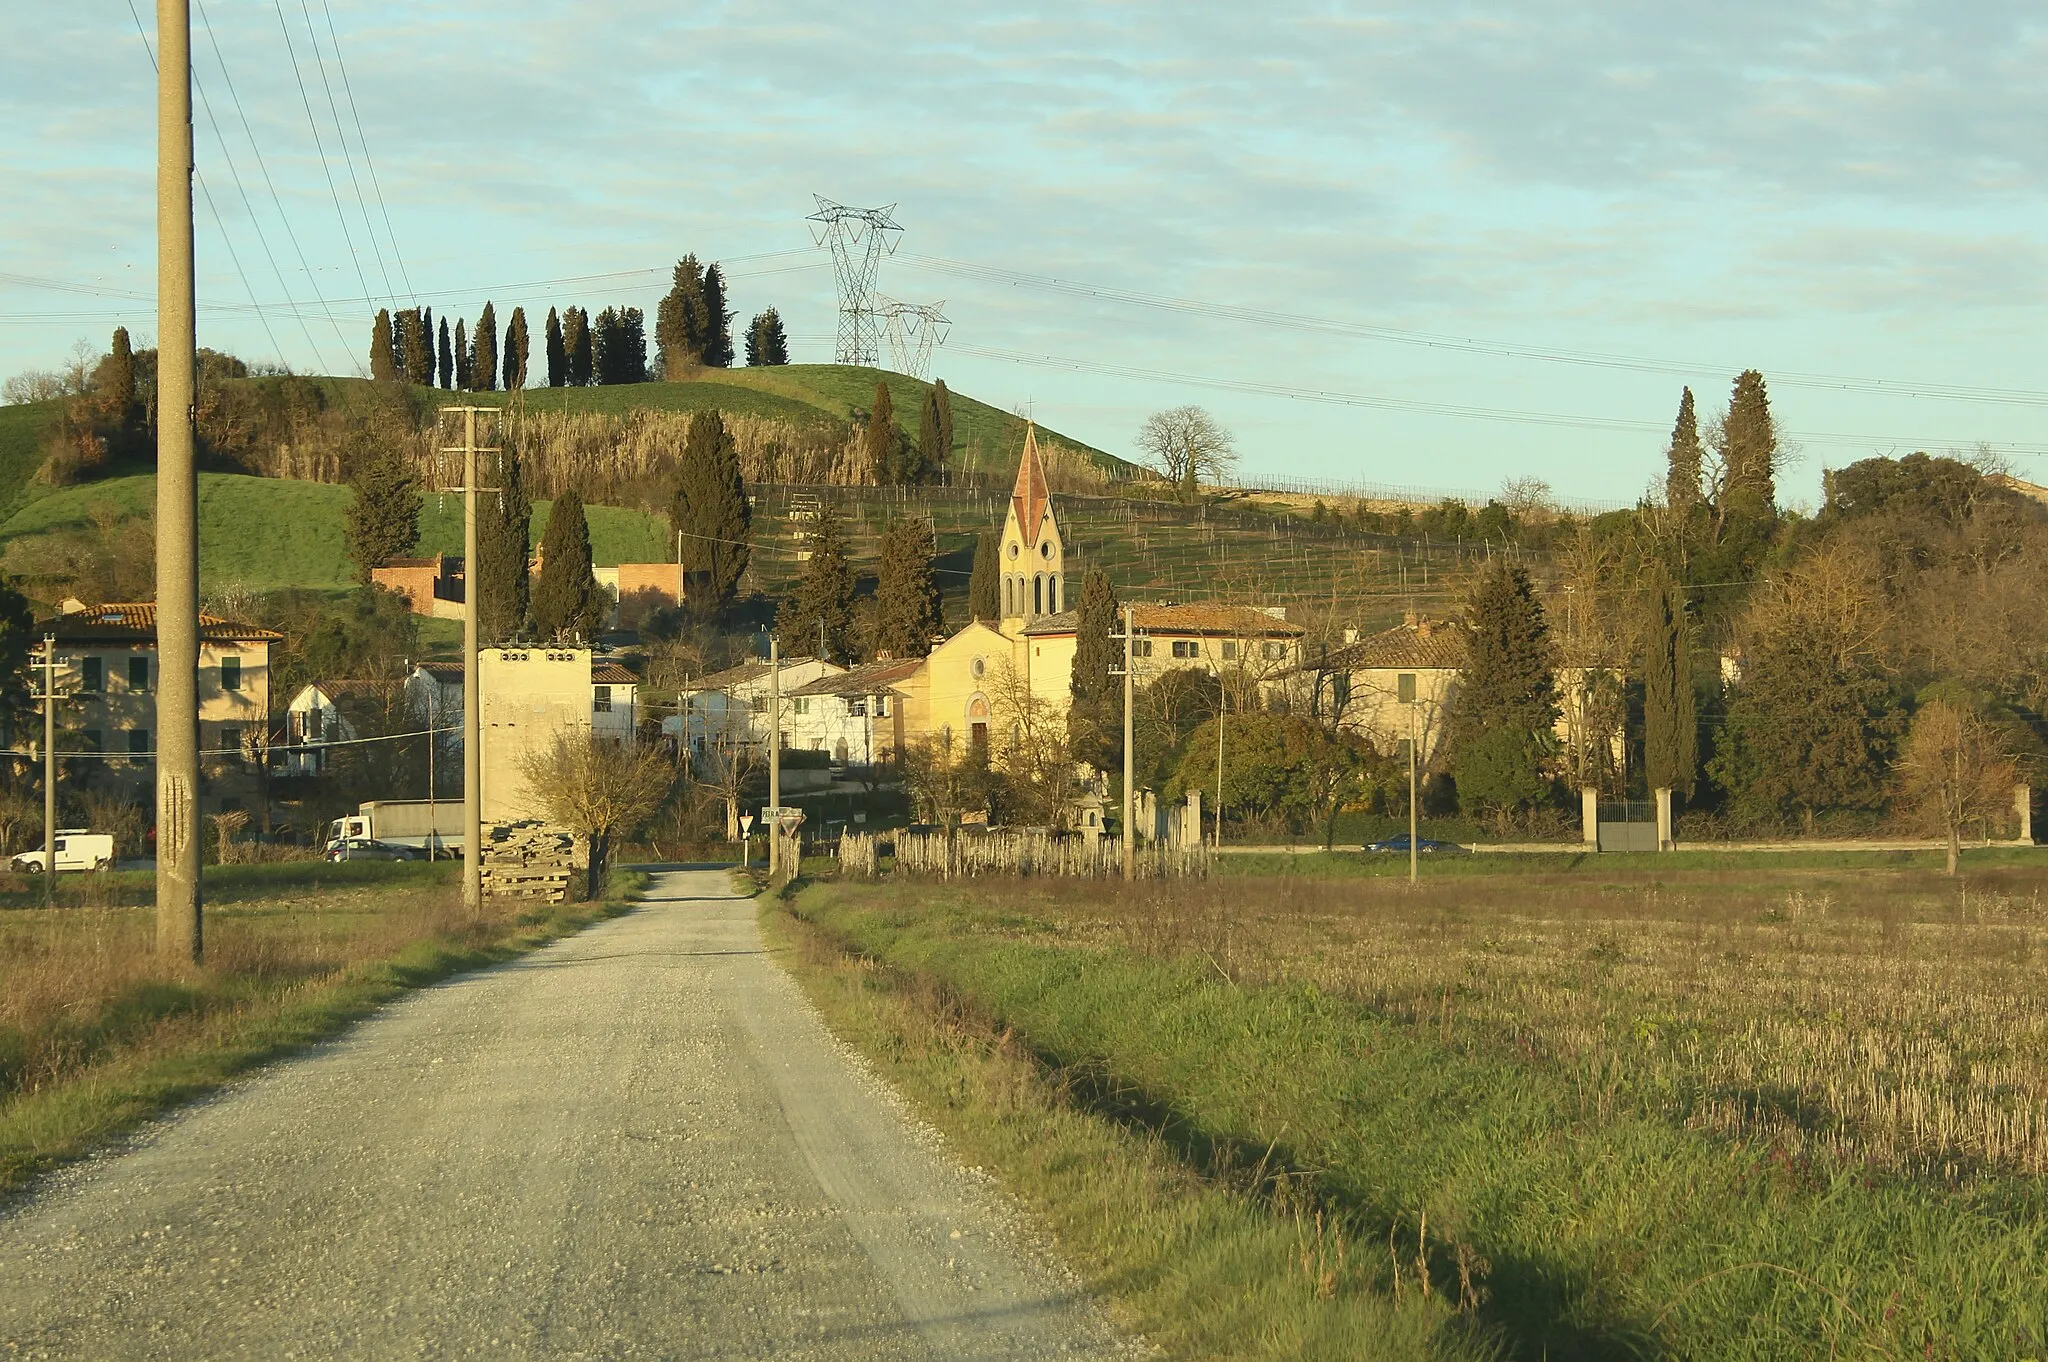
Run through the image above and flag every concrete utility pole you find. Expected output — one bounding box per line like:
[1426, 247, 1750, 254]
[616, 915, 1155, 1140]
[40, 637, 55, 906]
[438, 408, 496, 915]
[1408, 698, 1419, 886]
[156, 0, 202, 962]
[767, 636, 781, 879]
[1215, 666, 1226, 852]
[1121, 603, 1135, 882]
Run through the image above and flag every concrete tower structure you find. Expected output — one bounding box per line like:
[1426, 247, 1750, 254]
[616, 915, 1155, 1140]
[997, 424, 1064, 632]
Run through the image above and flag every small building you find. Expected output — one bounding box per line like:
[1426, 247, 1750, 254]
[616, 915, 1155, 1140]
[478, 647, 640, 823]
[30, 600, 280, 814]
[279, 662, 466, 777]
[370, 556, 465, 619]
[1299, 614, 1467, 764]
[592, 563, 683, 630]
[1020, 602, 1305, 714]
[785, 657, 922, 765]
[666, 656, 843, 757]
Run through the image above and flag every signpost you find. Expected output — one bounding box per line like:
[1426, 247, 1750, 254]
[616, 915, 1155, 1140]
[738, 814, 755, 867]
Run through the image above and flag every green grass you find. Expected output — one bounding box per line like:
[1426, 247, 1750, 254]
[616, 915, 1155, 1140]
[0, 863, 647, 1194]
[1219, 845, 2045, 879]
[0, 400, 59, 523]
[785, 877, 2048, 1360]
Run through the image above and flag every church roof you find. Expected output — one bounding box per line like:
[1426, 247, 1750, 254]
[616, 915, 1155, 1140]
[1010, 424, 1052, 548]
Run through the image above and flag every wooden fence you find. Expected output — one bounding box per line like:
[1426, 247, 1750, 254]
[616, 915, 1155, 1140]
[838, 830, 1209, 881]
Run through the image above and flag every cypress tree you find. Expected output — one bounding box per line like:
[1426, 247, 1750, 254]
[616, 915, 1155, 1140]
[544, 307, 565, 387]
[1666, 386, 1702, 511]
[776, 503, 856, 664]
[702, 263, 733, 367]
[1720, 369, 1777, 519]
[746, 309, 788, 365]
[1641, 567, 1696, 799]
[1447, 558, 1558, 816]
[872, 516, 942, 658]
[421, 307, 434, 372]
[561, 307, 591, 386]
[438, 317, 453, 389]
[343, 448, 421, 582]
[933, 379, 954, 472]
[668, 410, 751, 617]
[370, 309, 396, 382]
[474, 446, 531, 643]
[503, 306, 530, 390]
[454, 318, 471, 390]
[105, 327, 137, 415]
[530, 487, 604, 642]
[865, 381, 898, 483]
[1066, 567, 1120, 773]
[916, 387, 944, 484]
[655, 257, 707, 375]
[473, 302, 498, 391]
[967, 530, 1000, 622]
[401, 309, 432, 386]
[621, 307, 646, 383]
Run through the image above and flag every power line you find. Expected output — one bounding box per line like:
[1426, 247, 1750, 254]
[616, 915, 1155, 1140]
[295, 0, 396, 306]
[270, 0, 378, 319]
[316, 0, 414, 302]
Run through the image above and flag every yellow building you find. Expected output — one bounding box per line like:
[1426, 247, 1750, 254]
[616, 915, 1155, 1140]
[478, 646, 638, 822]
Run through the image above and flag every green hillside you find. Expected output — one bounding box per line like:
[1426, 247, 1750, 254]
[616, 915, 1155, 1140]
[0, 399, 62, 523]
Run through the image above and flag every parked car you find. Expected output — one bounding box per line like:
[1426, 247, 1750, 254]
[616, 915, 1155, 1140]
[326, 838, 423, 863]
[1363, 833, 1468, 855]
[11, 831, 116, 874]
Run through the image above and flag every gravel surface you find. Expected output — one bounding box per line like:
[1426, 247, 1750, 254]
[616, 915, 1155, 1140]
[0, 869, 1131, 1359]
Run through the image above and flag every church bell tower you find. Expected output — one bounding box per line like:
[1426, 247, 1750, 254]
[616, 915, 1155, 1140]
[998, 424, 1065, 633]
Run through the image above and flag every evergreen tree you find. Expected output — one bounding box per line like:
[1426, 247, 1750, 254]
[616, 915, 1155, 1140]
[1665, 386, 1702, 511]
[370, 309, 396, 382]
[0, 574, 35, 733]
[473, 302, 498, 391]
[438, 317, 453, 389]
[530, 487, 604, 642]
[1448, 558, 1558, 816]
[916, 387, 944, 483]
[1066, 567, 1120, 773]
[593, 306, 646, 384]
[668, 410, 751, 617]
[454, 318, 471, 390]
[503, 306, 529, 390]
[1720, 369, 1777, 519]
[702, 263, 733, 367]
[544, 307, 565, 387]
[401, 309, 432, 386]
[1641, 568, 1696, 798]
[655, 257, 708, 375]
[872, 516, 942, 657]
[104, 327, 136, 414]
[343, 448, 421, 582]
[776, 503, 856, 664]
[933, 379, 954, 470]
[864, 381, 900, 483]
[474, 446, 531, 643]
[745, 308, 789, 365]
[560, 307, 590, 386]
[420, 307, 433, 372]
[967, 530, 1000, 622]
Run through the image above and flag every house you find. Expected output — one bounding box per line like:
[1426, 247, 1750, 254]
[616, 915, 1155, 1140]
[477, 647, 639, 822]
[785, 656, 923, 765]
[279, 662, 465, 777]
[1021, 601, 1304, 709]
[370, 556, 465, 619]
[666, 656, 843, 756]
[592, 563, 683, 630]
[1298, 614, 1467, 764]
[31, 600, 280, 813]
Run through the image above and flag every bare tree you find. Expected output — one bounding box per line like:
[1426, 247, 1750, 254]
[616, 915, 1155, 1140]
[518, 731, 674, 897]
[1135, 405, 1236, 500]
[1898, 699, 2018, 876]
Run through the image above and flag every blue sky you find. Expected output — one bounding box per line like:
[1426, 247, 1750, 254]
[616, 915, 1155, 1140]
[4, 1, 2045, 505]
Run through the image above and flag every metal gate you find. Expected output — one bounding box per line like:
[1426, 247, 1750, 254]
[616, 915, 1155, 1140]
[1596, 800, 1657, 853]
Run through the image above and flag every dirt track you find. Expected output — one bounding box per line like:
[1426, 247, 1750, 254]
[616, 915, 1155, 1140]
[0, 868, 1127, 1359]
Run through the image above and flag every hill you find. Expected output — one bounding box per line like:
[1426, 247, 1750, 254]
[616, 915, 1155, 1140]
[0, 473, 1496, 637]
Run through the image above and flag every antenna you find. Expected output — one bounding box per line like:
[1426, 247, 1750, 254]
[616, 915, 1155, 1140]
[872, 295, 950, 380]
[806, 195, 903, 366]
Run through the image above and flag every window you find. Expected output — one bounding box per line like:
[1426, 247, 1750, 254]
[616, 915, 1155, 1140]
[1040, 540, 1053, 560]
[81, 657, 103, 692]
[847, 699, 867, 717]
[1397, 673, 1417, 704]
[1033, 575, 1044, 615]
[875, 695, 889, 717]
[791, 697, 810, 716]
[128, 655, 149, 690]
[1171, 640, 1198, 659]
[303, 708, 324, 742]
[593, 685, 612, 714]
[1222, 641, 1238, 661]
[1265, 642, 1288, 660]
[128, 729, 150, 755]
[1397, 737, 1415, 763]
[971, 656, 986, 679]
[219, 656, 242, 691]
[80, 729, 103, 753]
[750, 695, 768, 713]
[220, 726, 243, 760]
[1133, 639, 1154, 658]
[1007, 542, 1019, 559]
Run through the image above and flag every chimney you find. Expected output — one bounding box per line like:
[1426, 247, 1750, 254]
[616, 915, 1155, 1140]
[1418, 620, 1434, 640]
[1403, 608, 1417, 629]
[1343, 627, 1359, 645]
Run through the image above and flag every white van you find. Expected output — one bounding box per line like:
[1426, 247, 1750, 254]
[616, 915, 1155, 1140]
[11, 830, 116, 874]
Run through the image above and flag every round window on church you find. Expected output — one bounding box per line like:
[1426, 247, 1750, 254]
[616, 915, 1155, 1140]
[1007, 543, 1019, 559]
[1039, 540, 1053, 559]
[971, 656, 986, 678]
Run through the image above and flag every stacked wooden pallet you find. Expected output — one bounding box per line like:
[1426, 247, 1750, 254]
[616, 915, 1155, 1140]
[480, 822, 586, 903]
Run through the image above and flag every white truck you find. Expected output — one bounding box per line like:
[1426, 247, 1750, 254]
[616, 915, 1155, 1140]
[11, 830, 116, 874]
[324, 801, 464, 858]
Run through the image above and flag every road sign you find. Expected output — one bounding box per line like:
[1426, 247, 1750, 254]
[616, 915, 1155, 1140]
[739, 815, 755, 837]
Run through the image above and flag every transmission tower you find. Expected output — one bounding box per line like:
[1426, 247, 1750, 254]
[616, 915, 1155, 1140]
[807, 195, 903, 365]
[874, 295, 951, 380]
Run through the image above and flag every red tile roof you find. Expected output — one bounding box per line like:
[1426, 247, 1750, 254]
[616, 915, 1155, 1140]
[591, 662, 639, 684]
[41, 602, 282, 643]
[1023, 602, 1302, 638]
[679, 657, 827, 692]
[1318, 618, 1469, 670]
[1010, 424, 1052, 548]
[788, 656, 924, 697]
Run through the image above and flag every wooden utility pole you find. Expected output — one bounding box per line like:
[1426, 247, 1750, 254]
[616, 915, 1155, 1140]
[767, 636, 781, 879]
[1121, 603, 1135, 882]
[155, 0, 202, 962]
[1408, 698, 1419, 886]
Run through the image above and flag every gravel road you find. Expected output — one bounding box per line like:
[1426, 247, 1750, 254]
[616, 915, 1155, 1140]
[0, 869, 1129, 1360]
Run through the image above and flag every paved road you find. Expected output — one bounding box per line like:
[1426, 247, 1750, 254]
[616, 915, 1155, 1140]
[0, 869, 1126, 1360]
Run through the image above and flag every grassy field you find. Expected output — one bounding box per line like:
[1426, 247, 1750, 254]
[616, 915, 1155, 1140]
[0, 861, 643, 1194]
[782, 861, 2048, 1359]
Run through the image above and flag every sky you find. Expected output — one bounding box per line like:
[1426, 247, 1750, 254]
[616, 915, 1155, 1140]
[4, 1, 2046, 507]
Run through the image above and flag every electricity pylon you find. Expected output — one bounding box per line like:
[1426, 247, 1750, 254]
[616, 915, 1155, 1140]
[874, 296, 950, 380]
[806, 196, 902, 366]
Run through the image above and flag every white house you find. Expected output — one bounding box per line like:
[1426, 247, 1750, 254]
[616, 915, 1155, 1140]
[784, 656, 923, 765]
[665, 656, 843, 757]
[281, 663, 468, 777]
